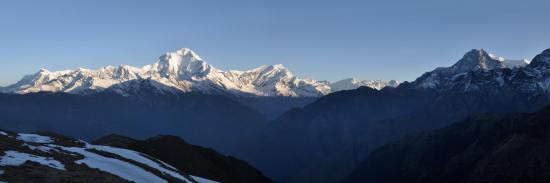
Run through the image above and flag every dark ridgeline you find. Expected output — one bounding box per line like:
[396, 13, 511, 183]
[233, 96, 318, 120]
[343, 105, 550, 183]
[238, 48, 550, 183]
[93, 134, 272, 183]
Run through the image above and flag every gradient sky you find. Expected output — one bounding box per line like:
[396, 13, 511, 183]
[1, 0, 549, 86]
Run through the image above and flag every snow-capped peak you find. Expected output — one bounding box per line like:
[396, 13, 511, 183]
[151, 48, 215, 78]
[414, 48, 544, 90]
[2, 48, 398, 97]
[488, 53, 505, 61]
[502, 59, 530, 69]
[488, 51, 530, 69]
[176, 48, 202, 60]
[38, 68, 50, 73]
[450, 49, 502, 73]
[330, 78, 399, 91]
[252, 64, 294, 80]
[449, 49, 528, 74]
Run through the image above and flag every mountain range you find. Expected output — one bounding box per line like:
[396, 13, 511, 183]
[0, 48, 398, 97]
[1, 47, 550, 183]
[238, 48, 550, 183]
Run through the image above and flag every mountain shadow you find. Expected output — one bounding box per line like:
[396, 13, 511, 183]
[343, 105, 550, 183]
[239, 48, 550, 183]
[0, 79, 268, 155]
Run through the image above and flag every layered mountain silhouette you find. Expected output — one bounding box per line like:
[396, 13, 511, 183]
[343, 105, 550, 183]
[238, 48, 550, 183]
[0, 89, 267, 155]
[1, 48, 550, 183]
[0, 48, 399, 125]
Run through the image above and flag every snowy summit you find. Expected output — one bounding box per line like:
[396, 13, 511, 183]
[1, 48, 398, 97]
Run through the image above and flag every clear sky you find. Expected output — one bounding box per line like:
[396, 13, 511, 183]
[1, 0, 549, 86]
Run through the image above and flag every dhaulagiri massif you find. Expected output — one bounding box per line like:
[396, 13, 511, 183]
[2, 48, 550, 183]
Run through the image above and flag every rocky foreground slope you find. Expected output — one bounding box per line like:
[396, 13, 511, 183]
[0, 130, 270, 183]
[93, 134, 272, 183]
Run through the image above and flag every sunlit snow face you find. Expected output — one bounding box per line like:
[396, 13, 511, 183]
[2, 48, 397, 97]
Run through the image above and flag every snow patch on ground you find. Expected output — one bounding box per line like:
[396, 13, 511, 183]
[16, 133, 53, 143]
[0, 131, 7, 136]
[89, 145, 191, 182]
[1, 132, 218, 183]
[22, 143, 56, 153]
[57, 146, 168, 183]
[0, 150, 65, 170]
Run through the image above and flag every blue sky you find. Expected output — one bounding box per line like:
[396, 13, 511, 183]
[1, 0, 549, 86]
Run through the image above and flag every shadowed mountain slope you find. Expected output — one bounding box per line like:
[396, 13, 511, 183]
[343, 105, 550, 183]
